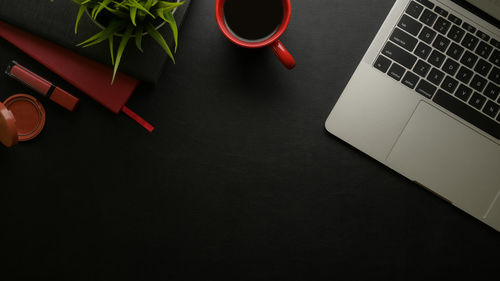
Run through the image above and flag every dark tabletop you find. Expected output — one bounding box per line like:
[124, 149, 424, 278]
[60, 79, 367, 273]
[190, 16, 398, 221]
[1, 0, 499, 280]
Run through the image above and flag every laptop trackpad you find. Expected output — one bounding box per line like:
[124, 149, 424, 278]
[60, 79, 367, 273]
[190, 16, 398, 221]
[387, 101, 500, 219]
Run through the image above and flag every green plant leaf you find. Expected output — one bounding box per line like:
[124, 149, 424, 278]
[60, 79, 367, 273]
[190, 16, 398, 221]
[72, 0, 91, 5]
[78, 20, 126, 48]
[127, 0, 155, 18]
[155, 8, 166, 21]
[130, 6, 137, 26]
[99, 3, 129, 18]
[92, 0, 112, 19]
[144, 0, 154, 10]
[156, 1, 183, 9]
[164, 10, 178, 52]
[109, 35, 115, 65]
[146, 22, 174, 63]
[74, 5, 87, 34]
[135, 24, 144, 52]
[112, 25, 134, 83]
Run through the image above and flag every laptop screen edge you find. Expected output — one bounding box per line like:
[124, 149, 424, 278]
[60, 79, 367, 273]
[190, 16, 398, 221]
[450, 0, 500, 28]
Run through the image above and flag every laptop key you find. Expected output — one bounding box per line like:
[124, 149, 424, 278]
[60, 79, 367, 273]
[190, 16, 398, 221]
[416, 79, 437, 98]
[489, 50, 500, 67]
[432, 34, 450, 52]
[462, 22, 476, 33]
[448, 13, 462, 25]
[382, 42, 417, 69]
[434, 6, 448, 17]
[442, 58, 459, 76]
[406, 1, 424, 19]
[402, 72, 420, 89]
[469, 92, 487, 109]
[475, 41, 493, 59]
[491, 38, 500, 49]
[388, 63, 406, 81]
[427, 68, 445, 85]
[433, 90, 499, 139]
[446, 43, 464, 60]
[374, 55, 392, 73]
[413, 59, 432, 77]
[428, 49, 445, 67]
[460, 51, 478, 69]
[419, 26, 436, 44]
[419, 9, 438, 26]
[470, 74, 487, 92]
[433, 17, 451, 35]
[442, 76, 459, 94]
[484, 83, 500, 100]
[455, 84, 473, 102]
[483, 100, 500, 119]
[489, 67, 500, 84]
[398, 14, 423, 36]
[416, 0, 434, 10]
[415, 42, 432, 59]
[476, 30, 490, 42]
[390, 28, 418, 52]
[447, 25, 465, 43]
[456, 66, 474, 84]
[474, 59, 492, 77]
[461, 33, 479, 51]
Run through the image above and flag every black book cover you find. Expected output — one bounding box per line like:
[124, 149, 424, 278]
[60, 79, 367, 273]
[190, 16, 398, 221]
[0, 0, 191, 84]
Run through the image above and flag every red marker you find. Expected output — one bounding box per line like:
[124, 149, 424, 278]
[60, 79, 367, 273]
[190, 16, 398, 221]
[6, 61, 79, 111]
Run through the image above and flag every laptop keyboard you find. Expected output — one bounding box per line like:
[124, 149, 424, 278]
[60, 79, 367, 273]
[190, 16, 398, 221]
[373, 0, 500, 139]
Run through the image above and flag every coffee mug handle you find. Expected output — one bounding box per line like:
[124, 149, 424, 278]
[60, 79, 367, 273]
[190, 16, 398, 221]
[270, 40, 296, 70]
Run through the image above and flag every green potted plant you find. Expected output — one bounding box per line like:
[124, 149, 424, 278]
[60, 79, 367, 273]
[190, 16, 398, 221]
[72, 0, 184, 83]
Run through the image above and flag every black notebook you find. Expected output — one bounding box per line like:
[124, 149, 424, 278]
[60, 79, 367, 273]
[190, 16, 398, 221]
[0, 0, 191, 84]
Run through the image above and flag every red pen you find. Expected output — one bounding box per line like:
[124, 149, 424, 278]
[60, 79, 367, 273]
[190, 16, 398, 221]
[5, 61, 79, 111]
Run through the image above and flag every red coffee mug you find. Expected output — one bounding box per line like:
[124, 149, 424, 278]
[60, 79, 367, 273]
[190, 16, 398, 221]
[215, 0, 296, 69]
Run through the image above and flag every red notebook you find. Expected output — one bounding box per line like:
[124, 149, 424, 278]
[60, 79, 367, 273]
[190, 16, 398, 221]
[0, 20, 154, 132]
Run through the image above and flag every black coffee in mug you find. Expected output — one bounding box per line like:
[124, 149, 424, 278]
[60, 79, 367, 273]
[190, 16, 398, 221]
[223, 0, 284, 41]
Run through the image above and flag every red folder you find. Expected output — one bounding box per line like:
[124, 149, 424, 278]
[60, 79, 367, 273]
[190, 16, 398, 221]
[0, 20, 154, 132]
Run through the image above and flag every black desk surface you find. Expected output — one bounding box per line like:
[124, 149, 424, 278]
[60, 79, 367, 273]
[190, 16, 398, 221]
[1, 0, 499, 280]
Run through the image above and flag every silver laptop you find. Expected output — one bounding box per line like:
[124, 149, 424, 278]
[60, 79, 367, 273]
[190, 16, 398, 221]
[325, 0, 500, 231]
